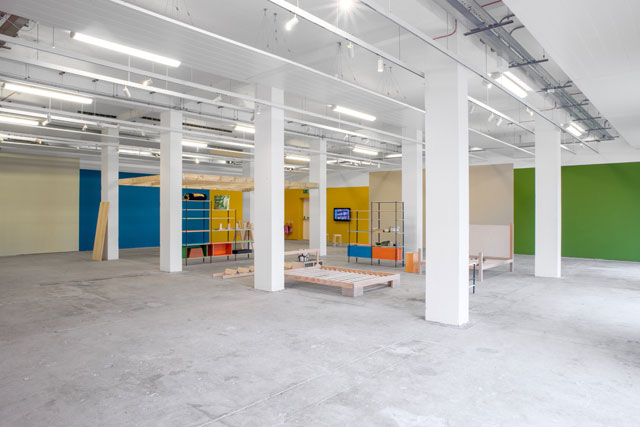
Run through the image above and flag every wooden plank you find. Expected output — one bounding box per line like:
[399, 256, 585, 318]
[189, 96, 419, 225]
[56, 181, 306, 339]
[92, 201, 109, 261]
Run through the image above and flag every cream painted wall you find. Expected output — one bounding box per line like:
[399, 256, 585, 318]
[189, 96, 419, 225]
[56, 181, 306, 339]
[0, 153, 79, 256]
[469, 164, 514, 225]
[369, 164, 513, 249]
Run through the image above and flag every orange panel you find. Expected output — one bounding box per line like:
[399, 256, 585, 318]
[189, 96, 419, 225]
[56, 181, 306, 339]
[405, 252, 419, 273]
[372, 246, 403, 261]
[211, 243, 232, 256]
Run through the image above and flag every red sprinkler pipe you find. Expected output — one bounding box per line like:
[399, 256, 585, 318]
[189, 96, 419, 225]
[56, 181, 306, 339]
[481, 0, 502, 7]
[433, 19, 457, 40]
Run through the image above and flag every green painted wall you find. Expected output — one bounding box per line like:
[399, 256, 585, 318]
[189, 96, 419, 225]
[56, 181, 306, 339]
[514, 162, 640, 261]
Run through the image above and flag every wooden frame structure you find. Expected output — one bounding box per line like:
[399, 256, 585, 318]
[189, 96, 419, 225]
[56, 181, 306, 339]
[119, 173, 318, 192]
[284, 265, 400, 297]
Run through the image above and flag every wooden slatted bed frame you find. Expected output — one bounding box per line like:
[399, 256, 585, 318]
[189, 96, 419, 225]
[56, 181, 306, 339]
[284, 265, 400, 297]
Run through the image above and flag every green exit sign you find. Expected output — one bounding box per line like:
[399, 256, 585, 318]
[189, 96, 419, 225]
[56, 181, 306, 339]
[302, 189, 309, 194]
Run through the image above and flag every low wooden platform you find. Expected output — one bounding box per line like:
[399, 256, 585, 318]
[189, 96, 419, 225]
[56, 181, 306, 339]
[284, 265, 400, 297]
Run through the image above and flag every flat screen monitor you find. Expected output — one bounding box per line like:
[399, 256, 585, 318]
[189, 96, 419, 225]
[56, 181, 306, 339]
[334, 208, 351, 221]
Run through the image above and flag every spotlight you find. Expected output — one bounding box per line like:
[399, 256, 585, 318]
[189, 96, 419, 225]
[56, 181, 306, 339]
[339, 0, 354, 10]
[496, 117, 503, 126]
[488, 113, 495, 122]
[142, 78, 153, 86]
[377, 56, 384, 73]
[212, 94, 222, 103]
[285, 14, 299, 31]
[82, 124, 88, 131]
[347, 41, 355, 59]
[122, 86, 132, 98]
[526, 107, 534, 117]
[195, 158, 200, 164]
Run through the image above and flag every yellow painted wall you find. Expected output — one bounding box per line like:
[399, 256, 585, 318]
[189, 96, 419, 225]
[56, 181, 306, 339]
[283, 187, 369, 243]
[209, 190, 243, 243]
[0, 153, 79, 256]
[327, 187, 369, 244]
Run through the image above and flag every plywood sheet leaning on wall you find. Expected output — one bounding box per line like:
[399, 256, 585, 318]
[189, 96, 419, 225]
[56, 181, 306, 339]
[92, 202, 109, 261]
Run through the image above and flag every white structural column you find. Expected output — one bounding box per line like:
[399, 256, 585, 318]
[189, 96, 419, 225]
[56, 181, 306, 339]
[402, 131, 423, 254]
[101, 128, 119, 260]
[160, 110, 183, 272]
[309, 137, 327, 256]
[534, 115, 562, 277]
[424, 57, 470, 326]
[242, 157, 254, 224]
[254, 86, 285, 292]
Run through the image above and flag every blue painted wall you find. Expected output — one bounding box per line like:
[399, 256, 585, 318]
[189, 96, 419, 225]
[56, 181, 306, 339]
[79, 170, 211, 251]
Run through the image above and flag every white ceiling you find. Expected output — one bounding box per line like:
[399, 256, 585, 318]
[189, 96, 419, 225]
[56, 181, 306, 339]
[504, 0, 640, 148]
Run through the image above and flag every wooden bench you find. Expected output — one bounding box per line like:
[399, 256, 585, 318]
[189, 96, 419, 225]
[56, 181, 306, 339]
[284, 265, 399, 297]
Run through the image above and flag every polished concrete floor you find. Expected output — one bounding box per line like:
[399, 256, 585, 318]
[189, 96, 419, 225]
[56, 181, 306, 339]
[1, 242, 639, 426]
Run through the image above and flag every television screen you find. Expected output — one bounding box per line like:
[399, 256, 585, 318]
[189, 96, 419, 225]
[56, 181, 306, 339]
[334, 208, 351, 221]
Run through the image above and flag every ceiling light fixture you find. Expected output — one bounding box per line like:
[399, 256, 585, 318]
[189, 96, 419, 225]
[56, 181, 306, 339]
[525, 107, 534, 117]
[285, 14, 299, 31]
[3, 82, 93, 104]
[564, 123, 583, 138]
[0, 133, 38, 142]
[234, 124, 255, 134]
[496, 117, 504, 126]
[70, 32, 181, 67]
[353, 146, 378, 156]
[212, 140, 253, 149]
[285, 154, 310, 162]
[332, 105, 376, 122]
[142, 78, 153, 86]
[212, 94, 222, 103]
[488, 112, 495, 122]
[470, 146, 484, 152]
[386, 153, 402, 158]
[0, 115, 41, 127]
[182, 139, 209, 148]
[491, 72, 529, 99]
[122, 86, 132, 98]
[377, 56, 384, 73]
[0, 107, 97, 126]
[347, 41, 355, 59]
[482, 80, 493, 89]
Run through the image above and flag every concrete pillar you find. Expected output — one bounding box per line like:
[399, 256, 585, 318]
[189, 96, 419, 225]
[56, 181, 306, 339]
[160, 110, 183, 272]
[309, 138, 327, 256]
[242, 157, 254, 224]
[402, 131, 423, 254]
[424, 57, 470, 326]
[535, 115, 562, 277]
[254, 86, 285, 292]
[101, 128, 119, 260]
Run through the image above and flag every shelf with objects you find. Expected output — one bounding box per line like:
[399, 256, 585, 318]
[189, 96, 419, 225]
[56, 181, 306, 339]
[347, 201, 405, 267]
[182, 193, 255, 265]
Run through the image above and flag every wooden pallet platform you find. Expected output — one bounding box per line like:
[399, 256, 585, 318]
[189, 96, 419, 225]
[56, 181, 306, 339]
[284, 265, 400, 297]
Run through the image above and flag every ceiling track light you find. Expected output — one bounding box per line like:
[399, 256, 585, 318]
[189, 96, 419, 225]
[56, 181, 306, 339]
[488, 112, 495, 122]
[285, 14, 299, 31]
[377, 56, 384, 73]
[142, 78, 153, 86]
[0, 115, 41, 127]
[347, 41, 355, 59]
[122, 86, 132, 98]
[212, 94, 222, 103]
[496, 117, 504, 126]
[3, 82, 93, 104]
[70, 32, 181, 67]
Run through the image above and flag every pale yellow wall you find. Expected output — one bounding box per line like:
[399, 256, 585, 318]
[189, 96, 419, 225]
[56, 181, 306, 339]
[0, 153, 79, 256]
[469, 164, 514, 225]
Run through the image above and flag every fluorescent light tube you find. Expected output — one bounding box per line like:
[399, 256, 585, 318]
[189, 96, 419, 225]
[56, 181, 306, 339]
[495, 74, 528, 98]
[353, 147, 378, 156]
[70, 32, 181, 67]
[0, 108, 97, 126]
[0, 133, 37, 142]
[182, 139, 208, 148]
[565, 124, 582, 137]
[285, 155, 310, 162]
[470, 146, 484, 152]
[503, 71, 533, 92]
[285, 14, 299, 31]
[0, 115, 41, 127]
[386, 153, 402, 158]
[570, 122, 586, 134]
[333, 105, 376, 122]
[234, 124, 255, 134]
[4, 82, 93, 104]
[212, 140, 253, 149]
[119, 148, 153, 156]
